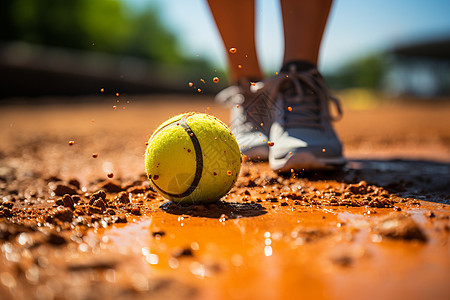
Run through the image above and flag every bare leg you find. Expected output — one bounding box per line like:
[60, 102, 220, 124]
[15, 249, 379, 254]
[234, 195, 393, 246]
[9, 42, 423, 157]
[207, 0, 263, 82]
[280, 0, 333, 65]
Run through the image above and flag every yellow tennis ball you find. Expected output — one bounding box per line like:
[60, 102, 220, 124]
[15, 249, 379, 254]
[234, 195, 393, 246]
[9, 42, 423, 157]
[145, 112, 241, 203]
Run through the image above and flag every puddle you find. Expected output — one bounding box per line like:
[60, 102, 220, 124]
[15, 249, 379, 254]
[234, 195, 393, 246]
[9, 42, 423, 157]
[90, 200, 450, 300]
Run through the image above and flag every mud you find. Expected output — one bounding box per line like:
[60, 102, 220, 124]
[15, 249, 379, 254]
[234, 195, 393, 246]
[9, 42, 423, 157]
[0, 95, 449, 300]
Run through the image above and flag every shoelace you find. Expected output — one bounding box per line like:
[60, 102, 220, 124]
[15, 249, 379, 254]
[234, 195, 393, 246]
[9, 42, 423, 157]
[266, 65, 342, 129]
[216, 80, 269, 133]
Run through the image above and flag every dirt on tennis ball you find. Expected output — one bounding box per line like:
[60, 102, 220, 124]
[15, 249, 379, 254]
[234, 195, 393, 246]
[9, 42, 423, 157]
[145, 112, 241, 203]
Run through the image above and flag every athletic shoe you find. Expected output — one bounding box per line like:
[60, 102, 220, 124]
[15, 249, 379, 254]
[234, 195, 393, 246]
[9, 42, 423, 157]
[215, 78, 272, 160]
[268, 61, 345, 172]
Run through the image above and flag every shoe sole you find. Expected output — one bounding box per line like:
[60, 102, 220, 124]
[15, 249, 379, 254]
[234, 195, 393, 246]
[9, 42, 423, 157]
[270, 152, 346, 172]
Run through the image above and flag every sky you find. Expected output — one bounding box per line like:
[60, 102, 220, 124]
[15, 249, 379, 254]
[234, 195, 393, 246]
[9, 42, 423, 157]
[126, 0, 450, 73]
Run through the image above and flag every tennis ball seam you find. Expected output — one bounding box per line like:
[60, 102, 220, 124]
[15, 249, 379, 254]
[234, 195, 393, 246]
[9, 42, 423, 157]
[150, 115, 203, 198]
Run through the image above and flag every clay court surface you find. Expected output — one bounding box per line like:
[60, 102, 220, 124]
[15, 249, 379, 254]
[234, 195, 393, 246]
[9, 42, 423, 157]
[0, 94, 449, 300]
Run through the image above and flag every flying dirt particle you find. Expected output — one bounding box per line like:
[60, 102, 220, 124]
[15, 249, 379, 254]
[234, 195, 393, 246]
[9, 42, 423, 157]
[250, 82, 255, 86]
[238, 64, 242, 69]
[100, 88, 104, 92]
[187, 149, 191, 153]
[236, 105, 240, 108]
[275, 72, 279, 75]
[112, 106, 117, 110]
[213, 77, 219, 83]
[268, 141, 275, 147]
[145, 142, 149, 146]
[227, 170, 232, 176]
[115, 93, 119, 97]
[153, 175, 159, 180]
[206, 107, 210, 110]
[188, 82, 193, 87]
[197, 88, 202, 93]
[288, 106, 292, 112]
[92, 153, 98, 158]
[322, 148, 326, 152]
[260, 123, 264, 127]
[107, 172, 114, 178]
[213, 172, 217, 176]
[289, 152, 292, 155]
[200, 78, 205, 84]
[68, 141, 75, 146]
[229, 47, 237, 54]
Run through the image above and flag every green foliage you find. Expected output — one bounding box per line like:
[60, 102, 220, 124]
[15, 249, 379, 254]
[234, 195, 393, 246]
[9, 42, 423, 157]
[0, 0, 188, 64]
[325, 54, 388, 90]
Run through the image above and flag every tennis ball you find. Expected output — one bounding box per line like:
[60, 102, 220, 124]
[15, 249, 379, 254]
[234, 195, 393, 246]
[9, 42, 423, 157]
[145, 112, 241, 203]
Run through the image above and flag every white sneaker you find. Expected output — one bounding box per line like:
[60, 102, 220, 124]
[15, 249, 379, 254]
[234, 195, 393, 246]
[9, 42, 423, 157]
[268, 63, 345, 171]
[215, 79, 272, 160]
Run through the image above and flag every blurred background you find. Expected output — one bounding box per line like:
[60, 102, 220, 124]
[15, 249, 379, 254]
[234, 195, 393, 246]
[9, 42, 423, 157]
[1, 0, 450, 100]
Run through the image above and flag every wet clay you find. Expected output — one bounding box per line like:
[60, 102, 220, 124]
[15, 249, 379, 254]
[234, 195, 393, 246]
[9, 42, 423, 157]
[0, 97, 449, 300]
